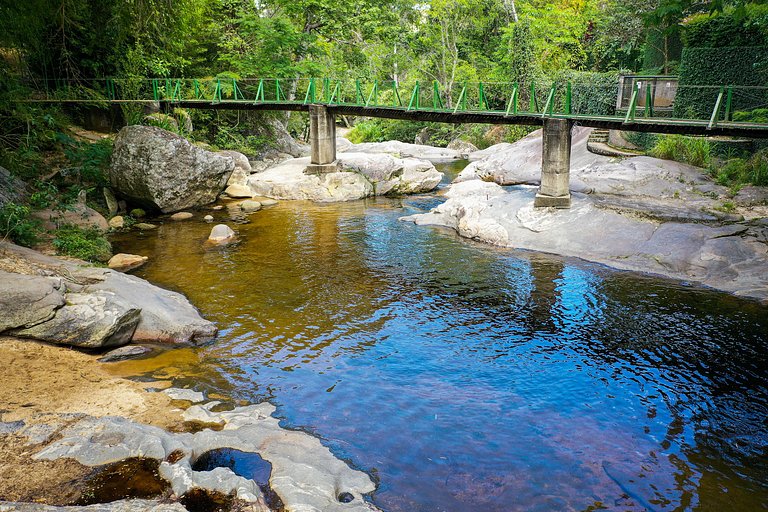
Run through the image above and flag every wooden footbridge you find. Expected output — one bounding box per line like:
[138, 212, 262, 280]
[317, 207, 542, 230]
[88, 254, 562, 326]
[25, 77, 768, 208]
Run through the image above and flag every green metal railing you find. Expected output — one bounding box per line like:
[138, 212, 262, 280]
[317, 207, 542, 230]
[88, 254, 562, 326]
[21, 77, 768, 130]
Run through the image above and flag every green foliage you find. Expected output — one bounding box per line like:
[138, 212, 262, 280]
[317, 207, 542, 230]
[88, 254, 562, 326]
[733, 108, 768, 123]
[347, 119, 426, 144]
[650, 134, 712, 168]
[673, 46, 768, 119]
[52, 225, 112, 263]
[29, 180, 59, 210]
[130, 208, 147, 218]
[716, 149, 768, 187]
[682, 4, 768, 47]
[0, 202, 40, 246]
[62, 138, 113, 186]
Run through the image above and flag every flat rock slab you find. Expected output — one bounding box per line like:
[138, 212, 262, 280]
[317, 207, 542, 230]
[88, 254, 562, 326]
[402, 181, 768, 301]
[33, 403, 380, 512]
[346, 140, 462, 163]
[247, 153, 442, 202]
[0, 500, 187, 512]
[163, 388, 205, 402]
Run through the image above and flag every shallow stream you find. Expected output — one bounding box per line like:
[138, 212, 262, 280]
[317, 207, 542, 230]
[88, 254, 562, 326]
[110, 163, 768, 511]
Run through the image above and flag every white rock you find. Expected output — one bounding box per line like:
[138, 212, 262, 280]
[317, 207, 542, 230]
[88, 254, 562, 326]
[208, 224, 236, 243]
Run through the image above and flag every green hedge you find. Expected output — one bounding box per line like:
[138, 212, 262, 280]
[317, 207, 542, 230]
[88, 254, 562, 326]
[673, 46, 768, 119]
[554, 70, 620, 116]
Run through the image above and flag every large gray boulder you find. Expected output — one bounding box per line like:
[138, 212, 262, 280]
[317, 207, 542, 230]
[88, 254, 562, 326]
[11, 291, 140, 348]
[0, 272, 65, 332]
[247, 152, 442, 202]
[0, 243, 217, 345]
[110, 126, 234, 213]
[0, 271, 140, 348]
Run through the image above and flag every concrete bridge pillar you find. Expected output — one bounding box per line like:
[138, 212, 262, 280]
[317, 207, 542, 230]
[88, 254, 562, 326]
[306, 105, 337, 175]
[535, 118, 572, 208]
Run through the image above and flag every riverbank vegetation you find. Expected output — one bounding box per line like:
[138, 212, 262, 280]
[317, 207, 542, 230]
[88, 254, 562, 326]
[0, 0, 766, 252]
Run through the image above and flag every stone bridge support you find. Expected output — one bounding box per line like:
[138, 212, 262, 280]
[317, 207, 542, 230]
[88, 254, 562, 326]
[306, 104, 338, 175]
[535, 118, 572, 208]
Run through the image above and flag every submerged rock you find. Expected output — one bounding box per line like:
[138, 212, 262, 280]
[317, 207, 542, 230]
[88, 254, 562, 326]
[207, 224, 236, 244]
[97, 345, 153, 363]
[110, 126, 234, 213]
[247, 152, 442, 202]
[239, 200, 261, 212]
[169, 212, 193, 221]
[134, 223, 157, 230]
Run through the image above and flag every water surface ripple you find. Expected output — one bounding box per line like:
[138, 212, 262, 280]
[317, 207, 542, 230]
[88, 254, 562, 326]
[112, 184, 768, 511]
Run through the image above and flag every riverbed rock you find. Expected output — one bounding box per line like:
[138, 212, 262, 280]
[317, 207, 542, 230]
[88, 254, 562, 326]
[33, 402, 379, 512]
[402, 182, 768, 301]
[134, 223, 157, 230]
[103, 188, 119, 216]
[10, 290, 141, 349]
[447, 139, 478, 158]
[97, 345, 153, 362]
[456, 127, 738, 221]
[163, 388, 205, 402]
[110, 126, 235, 213]
[108, 216, 124, 229]
[224, 184, 253, 198]
[170, 212, 193, 221]
[204, 215, 214, 222]
[0, 500, 189, 512]
[734, 186, 768, 206]
[108, 253, 148, 272]
[32, 203, 109, 232]
[269, 118, 310, 157]
[247, 153, 442, 202]
[0, 242, 217, 345]
[207, 224, 237, 244]
[347, 140, 462, 163]
[0, 272, 65, 332]
[239, 200, 261, 212]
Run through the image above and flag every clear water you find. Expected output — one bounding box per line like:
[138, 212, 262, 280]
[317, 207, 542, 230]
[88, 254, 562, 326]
[110, 164, 768, 511]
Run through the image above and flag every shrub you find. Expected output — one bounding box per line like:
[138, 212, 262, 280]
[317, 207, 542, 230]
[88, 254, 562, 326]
[52, 225, 112, 263]
[0, 202, 40, 246]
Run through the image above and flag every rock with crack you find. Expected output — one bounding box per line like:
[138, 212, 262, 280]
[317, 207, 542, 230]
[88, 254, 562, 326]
[247, 153, 442, 202]
[32, 402, 381, 512]
[402, 181, 768, 301]
[110, 126, 234, 213]
[0, 242, 217, 345]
